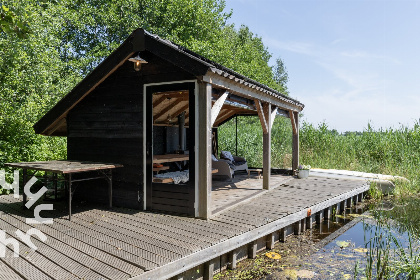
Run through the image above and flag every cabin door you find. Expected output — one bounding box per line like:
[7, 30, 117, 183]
[145, 82, 196, 216]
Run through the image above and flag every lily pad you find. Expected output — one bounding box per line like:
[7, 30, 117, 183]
[337, 253, 354, 258]
[336, 240, 350, 248]
[296, 269, 316, 278]
[265, 252, 281, 259]
[348, 214, 360, 218]
[354, 248, 368, 253]
[284, 269, 297, 280]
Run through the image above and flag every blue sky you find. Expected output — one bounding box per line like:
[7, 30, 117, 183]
[224, 0, 420, 132]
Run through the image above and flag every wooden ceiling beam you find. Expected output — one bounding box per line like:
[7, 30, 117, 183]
[170, 103, 189, 120]
[214, 108, 231, 122]
[153, 98, 179, 121]
[153, 96, 167, 108]
[213, 110, 238, 127]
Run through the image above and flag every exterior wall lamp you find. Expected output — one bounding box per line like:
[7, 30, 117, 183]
[128, 53, 148, 71]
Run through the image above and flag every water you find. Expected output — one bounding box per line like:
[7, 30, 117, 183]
[264, 197, 420, 279]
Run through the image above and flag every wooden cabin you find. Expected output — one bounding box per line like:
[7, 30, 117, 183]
[34, 29, 304, 219]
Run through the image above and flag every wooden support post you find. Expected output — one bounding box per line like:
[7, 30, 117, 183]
[335, 203, 340, 222]
[306, 216, 313, 229]
[279, 228, 287, 243]
[325, 207, 332, 228]
[340, 200, 346, 213]
[263, 103, 271, 190]
[316, 211, 323, 225]
[346, 197, 353, 208]
[324, 206, 332, 220]
[197, 82, 212, 219]
[293, 221, 301, 235]
[290, 111, 299, 173]
[266, 233, 275, 250]
[204, 259, 216, 280]
[53, 173, 58, 200]
[256, 100, 271, 190]
[248, 240, 258, 259]
[301, 219, 306, 232]
[68, 173, 72, 221]
[108, 170, 113, 208]
[228, 249, 237, 270]
[22, 169, 27, 208]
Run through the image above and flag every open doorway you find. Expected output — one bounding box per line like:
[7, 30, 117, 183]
[144, 82, 195, 216]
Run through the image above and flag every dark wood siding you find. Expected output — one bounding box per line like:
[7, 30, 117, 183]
[67, 52, 195, 209]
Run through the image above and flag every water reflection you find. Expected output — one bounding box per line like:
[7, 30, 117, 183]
[263, 197, 420, 279]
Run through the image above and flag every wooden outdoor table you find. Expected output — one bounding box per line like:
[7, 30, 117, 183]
[5, 160, 123, 221]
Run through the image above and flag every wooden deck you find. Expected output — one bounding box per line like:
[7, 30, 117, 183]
[211, 173, 292, 214]
[0, 176, 369, 279]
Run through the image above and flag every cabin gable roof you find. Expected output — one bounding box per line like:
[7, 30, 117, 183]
[34, 28, 304, 136]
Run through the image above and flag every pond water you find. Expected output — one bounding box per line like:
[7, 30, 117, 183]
[262, 197, 420, 280]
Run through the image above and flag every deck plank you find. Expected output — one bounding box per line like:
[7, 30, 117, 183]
[0, 176, 369, 279]
[0, 258, 24, 280]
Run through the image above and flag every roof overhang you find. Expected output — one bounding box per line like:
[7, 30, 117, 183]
[201, 71, 304, 113]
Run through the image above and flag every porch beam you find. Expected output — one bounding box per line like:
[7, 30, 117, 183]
[270, 107, 277, 130]
[262, 102, 271, 190]
[211, 91, 229, 127]
[201, 72, 303, 112]
[196, 81, 212, 219]
[255, 100, 268, 134]
[291, 111, 299, 172]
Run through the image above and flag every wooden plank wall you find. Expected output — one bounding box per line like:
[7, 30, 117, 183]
[67, 52, 195, 209]
[147, 183, 195, 216]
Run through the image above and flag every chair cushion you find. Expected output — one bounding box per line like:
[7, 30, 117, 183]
[220, 151, 235, 162]
[233, 161, 246, 166]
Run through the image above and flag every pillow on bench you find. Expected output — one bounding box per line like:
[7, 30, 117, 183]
[220, 151, 235, 162]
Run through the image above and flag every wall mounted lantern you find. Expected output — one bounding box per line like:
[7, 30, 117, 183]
[128, 53, 148, 71]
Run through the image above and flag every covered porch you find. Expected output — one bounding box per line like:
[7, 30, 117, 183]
[145, 79, 303, 219]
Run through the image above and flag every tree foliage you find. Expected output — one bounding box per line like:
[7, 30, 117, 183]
[0, 0, 289, 172]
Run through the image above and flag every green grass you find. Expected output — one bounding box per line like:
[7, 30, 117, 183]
[218, 118, 420, 196]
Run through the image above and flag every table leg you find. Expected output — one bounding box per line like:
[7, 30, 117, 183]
[22, 169, 27, 208]
[108, 170, 112, 208]
[68, 173, 72, 221]
[53, 173, 58, 200]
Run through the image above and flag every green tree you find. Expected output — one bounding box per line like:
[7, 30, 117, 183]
[273, 57, 289, 94]
[0, 0, 290, 173]
[0, 3, 30, 38]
